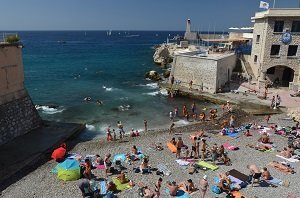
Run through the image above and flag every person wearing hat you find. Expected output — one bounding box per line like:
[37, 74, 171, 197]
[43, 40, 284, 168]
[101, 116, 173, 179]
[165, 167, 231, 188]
[178, 179, 196, 194]
[199, 175, 208, 198]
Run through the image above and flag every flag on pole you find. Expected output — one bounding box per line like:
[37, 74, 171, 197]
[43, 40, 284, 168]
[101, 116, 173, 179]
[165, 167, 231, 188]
[259, 1, 269, 9]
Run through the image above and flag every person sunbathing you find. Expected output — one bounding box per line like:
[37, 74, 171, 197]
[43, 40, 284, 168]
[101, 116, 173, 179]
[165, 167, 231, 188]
[107, 181, 117, 193]
[117, 171, 128, 184]
[167, 181, 178, 196]
[261, 167, 271, 180]
[170, 137, 177, 145]
[221, 153, 231, 166]
[247, 164, 262, 186]
[218, 177, 231, 193]
[269, 161, 295, 174]
[280, 147, 292, 158]
[82, 159, 92, 180]
[247, 144, 269, 151]
[218, 172, 230, 183]
[259, 132, 271, 144]
[178, 179, 196, 194]
[140, 158, 150, 173]
[244, 129, 252, 136]
[287, 145, 295, 155]
[131, 145, 138, 155]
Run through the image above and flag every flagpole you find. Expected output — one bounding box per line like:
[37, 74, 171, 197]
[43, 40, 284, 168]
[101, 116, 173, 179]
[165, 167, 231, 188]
[273, 0, 276, 8]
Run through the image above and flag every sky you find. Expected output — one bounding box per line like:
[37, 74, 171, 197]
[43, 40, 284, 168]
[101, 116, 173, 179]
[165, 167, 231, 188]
[0, 0, 299, 31]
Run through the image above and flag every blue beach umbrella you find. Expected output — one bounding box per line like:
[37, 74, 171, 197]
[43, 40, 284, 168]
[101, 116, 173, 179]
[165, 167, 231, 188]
[56, 159, 80, 181]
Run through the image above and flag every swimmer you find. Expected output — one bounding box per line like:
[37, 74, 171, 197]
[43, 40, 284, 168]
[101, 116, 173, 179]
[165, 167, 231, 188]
[84, 97, 92, 102]
[96, 100, 103, 105]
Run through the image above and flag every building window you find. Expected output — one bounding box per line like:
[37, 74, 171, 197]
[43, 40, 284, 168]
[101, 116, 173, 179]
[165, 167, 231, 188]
[274, 21, 284, 32]
[287, 45, 298, 56]
[270, 45, 280, 56]
[291, 21, 300, 32]
[256, 35, 260, 43]
[254, 55, 258, 63]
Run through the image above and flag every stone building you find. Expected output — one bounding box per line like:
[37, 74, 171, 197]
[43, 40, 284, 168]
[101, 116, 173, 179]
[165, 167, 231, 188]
[250, 9, 300, 88]
[169, 52, 236, 93]
[0, 41, 42, 145]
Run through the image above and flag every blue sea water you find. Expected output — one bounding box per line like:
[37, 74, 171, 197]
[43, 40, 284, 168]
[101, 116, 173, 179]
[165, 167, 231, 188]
[15, 31, 219, 138]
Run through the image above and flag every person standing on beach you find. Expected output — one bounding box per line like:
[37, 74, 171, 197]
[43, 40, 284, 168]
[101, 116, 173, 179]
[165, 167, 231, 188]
[276, 94, 281, 108]
[191, 102, 196, 114]
[144, 119, 148, 133]
[189, 80, 193, 90]
[170, 75, 175, 88]
[169, 111, 174, 121]
[200, 139, 208, 160]
[169, 123, 175, 134]
[106, 125, 112, 141]
[271, 96, 276, 109]
[117, 121, 125, 139]
[182, 105, 187, 117]
[199, 175, 209, 198]
[176, 137, 184, 159]
[154, 177, 163, 197]
[174, 107, 179, 118]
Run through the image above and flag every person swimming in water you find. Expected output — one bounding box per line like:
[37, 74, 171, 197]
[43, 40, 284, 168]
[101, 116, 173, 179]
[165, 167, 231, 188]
[96, 100, 103, 105]
[84, 97, 92, 102]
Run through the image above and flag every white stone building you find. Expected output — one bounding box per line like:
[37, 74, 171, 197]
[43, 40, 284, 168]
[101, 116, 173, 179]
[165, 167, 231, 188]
[169, 52, 236, 93]
[250, 9, 300, 88]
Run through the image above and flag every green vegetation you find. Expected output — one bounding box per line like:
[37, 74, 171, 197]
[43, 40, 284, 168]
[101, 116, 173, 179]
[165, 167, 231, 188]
[4, 34, 20, 43]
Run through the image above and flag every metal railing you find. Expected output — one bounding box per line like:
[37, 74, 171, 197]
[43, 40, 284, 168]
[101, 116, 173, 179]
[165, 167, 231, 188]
[0, 32, 19, 44]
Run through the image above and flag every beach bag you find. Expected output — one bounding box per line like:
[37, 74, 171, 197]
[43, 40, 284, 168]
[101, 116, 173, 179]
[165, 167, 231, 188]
[212, 185, 221, 194]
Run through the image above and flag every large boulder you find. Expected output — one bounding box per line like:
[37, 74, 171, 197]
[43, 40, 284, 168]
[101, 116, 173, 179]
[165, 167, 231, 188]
[163, 70, 171, 78]
[145, 71, 161, 81]
[153, 44, 171, 66]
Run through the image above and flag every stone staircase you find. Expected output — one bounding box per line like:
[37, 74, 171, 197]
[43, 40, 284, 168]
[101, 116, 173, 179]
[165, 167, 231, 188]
[239, 55, 255, 79]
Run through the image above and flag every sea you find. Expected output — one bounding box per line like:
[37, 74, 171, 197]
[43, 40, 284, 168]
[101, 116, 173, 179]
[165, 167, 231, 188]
[14, 31, 220, 139]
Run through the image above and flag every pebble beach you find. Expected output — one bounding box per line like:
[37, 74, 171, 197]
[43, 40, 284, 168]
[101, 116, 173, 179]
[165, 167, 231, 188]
[1, 110, 300, 198]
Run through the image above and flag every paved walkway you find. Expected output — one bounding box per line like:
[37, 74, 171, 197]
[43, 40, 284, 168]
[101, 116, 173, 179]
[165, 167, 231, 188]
[0, 121, 85, 191]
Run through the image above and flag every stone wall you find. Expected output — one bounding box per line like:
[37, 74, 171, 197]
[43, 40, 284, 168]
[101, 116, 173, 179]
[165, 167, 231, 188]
[170, 53, 236, 93]
[251, 16, 300, 82]
[0, 90, 42, 145]
[0, 43, 42, 145]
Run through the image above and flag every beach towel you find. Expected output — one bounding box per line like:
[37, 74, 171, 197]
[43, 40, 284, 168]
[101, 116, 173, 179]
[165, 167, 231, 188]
[196, 161, 218, 171]
[228, 175, 243, 185]
[276, 155, 300, 163]
[265, 177, 282, 187]
[260, 143, 273, 149]
[228, 169, 249, 182]
[113, 154, 126, 163]
[96, 164, 106, 170]
[111, 178, 131, 191]
[227, 132, 239, 138]
[157, 164, 171, 176]
[165, 189, 189, 198]
[99, 180, 107, 195]
[223, 143, 239, 150]
[167, 142, 177, 153]
[176, 159, 190, 166]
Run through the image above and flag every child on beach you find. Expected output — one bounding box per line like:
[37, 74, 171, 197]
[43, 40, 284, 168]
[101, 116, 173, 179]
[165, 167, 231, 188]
[176, 137, 184, 159]
[169, 123, 175, 134]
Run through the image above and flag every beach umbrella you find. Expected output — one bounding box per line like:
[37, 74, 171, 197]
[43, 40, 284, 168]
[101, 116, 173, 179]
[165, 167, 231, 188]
[51, 147, 66, 160]
[56, 159, 80, 181]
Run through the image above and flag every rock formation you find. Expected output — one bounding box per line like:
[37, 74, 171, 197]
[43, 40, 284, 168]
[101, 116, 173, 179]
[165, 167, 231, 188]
[145, 70, 161, 81]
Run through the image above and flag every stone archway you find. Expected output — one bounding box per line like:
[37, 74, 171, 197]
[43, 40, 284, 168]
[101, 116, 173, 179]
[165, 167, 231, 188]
[266, 65, 294, 87]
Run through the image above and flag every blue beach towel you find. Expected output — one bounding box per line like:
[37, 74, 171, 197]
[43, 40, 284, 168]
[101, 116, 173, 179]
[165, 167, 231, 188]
[113, 154, 126, 162]
[100, 181, 107, 195]
[165, 189, 189, 198]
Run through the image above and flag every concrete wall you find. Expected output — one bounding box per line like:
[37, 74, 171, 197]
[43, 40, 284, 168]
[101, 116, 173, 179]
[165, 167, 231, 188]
[170, 53, 236, 93]
[251, 16, 300, 82]
[216, 54, 237, 89]
[0, 44, 42, 145]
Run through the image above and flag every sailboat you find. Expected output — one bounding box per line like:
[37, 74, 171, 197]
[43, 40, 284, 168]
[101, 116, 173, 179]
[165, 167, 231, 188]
[107, 30, 112, 36]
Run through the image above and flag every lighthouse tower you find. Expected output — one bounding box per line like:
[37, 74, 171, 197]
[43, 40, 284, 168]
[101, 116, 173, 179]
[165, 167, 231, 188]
[184, 18, 197, 41]
[186, 18, 191, 33]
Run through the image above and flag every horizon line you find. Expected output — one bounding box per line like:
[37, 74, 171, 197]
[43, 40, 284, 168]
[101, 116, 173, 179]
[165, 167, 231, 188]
[0, 29, 230, 32]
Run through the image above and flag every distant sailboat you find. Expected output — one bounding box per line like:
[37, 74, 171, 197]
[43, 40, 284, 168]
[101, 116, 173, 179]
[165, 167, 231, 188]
[107, 30, 112, 36]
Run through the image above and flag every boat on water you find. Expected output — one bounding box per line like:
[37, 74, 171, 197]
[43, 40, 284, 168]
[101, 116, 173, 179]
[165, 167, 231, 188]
[124, 34, 140, 38]
[107, 30, 112, 36]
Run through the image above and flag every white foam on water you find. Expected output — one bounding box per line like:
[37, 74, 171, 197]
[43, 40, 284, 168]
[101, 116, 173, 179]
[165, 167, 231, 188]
[174, 119, 190, 126]
[144, 91, 160, 96]
[85, 124, 96, 131]
[143, 88, 168, 96]
[35, 105, 65, 114]
[118, 104, 131, 111]
[137, 83, 158, 89]
[102, 85, 116, 91]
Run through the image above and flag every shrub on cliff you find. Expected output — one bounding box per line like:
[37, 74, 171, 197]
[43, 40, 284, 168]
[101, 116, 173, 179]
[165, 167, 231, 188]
[5, 34, 20, 43]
